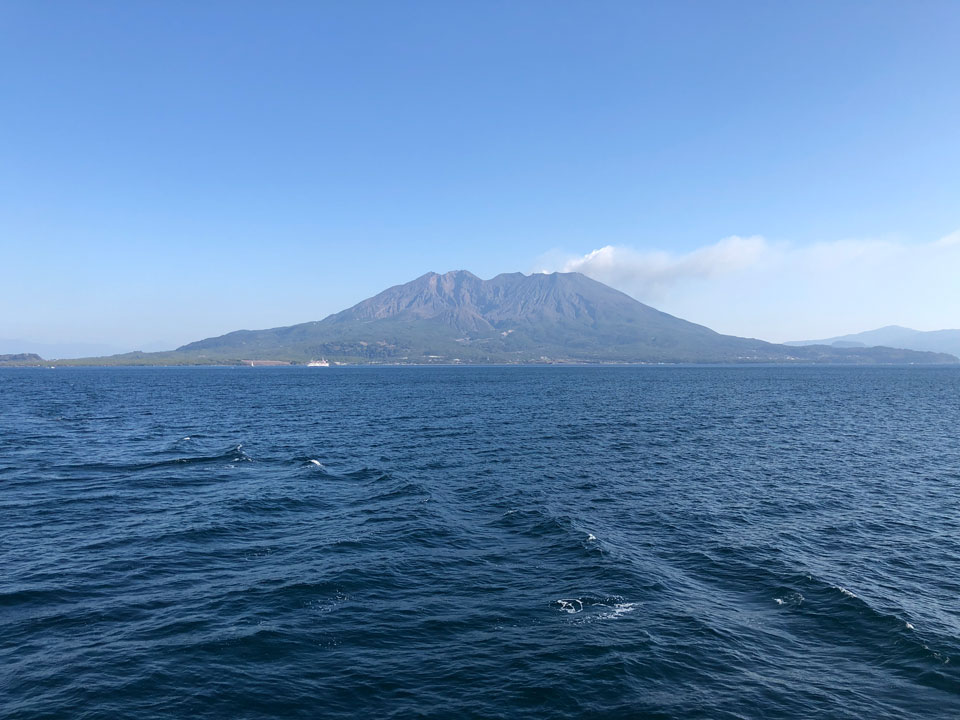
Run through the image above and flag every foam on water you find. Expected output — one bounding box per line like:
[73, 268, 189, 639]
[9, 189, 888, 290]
[600, 601, 640, 619]
[557, 598, 584, 614]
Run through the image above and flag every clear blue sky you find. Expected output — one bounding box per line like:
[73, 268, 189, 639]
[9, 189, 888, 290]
[2, 1, 959, 354]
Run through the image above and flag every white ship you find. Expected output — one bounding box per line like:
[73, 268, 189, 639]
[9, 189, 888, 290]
[307, 358, 330, 367]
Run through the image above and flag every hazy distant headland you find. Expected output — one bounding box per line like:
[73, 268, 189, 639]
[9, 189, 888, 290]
[788, 325, 960, 359]
[6, 272, 958, 366]
[0, 353, 44, 365]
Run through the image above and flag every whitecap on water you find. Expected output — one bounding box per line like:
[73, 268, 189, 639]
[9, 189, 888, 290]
[834, 585, 858, 599]
[309, 459, 324, 467]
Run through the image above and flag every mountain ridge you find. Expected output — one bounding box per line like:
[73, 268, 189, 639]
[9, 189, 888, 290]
[85, 270, 957, 365]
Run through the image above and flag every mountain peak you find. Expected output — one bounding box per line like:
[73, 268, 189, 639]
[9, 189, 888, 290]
[422, 269, 480, 280]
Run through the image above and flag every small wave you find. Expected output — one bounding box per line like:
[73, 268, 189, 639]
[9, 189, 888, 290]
[343, 467, 393, 482]
[834, 585, 858, 599]
[292, 456, 331, 471]
[67, 444, 254, 473]
[807, 579, 955, 670]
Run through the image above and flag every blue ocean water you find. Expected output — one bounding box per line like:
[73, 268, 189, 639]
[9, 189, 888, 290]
[2, 365, 959, 719]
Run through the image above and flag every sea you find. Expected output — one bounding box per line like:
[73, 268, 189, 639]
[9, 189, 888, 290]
[2, 365, 959, 719]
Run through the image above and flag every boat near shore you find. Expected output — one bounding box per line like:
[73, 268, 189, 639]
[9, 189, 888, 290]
[307, 359, 330, 367]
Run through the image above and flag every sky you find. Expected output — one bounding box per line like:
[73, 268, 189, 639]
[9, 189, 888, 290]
[2, 1, 959, 356]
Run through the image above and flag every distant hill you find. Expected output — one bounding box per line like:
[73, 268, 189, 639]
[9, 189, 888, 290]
[60, 270, 951, 366]
[0, 353, 44, 365]
[787, 325, 960, 358]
